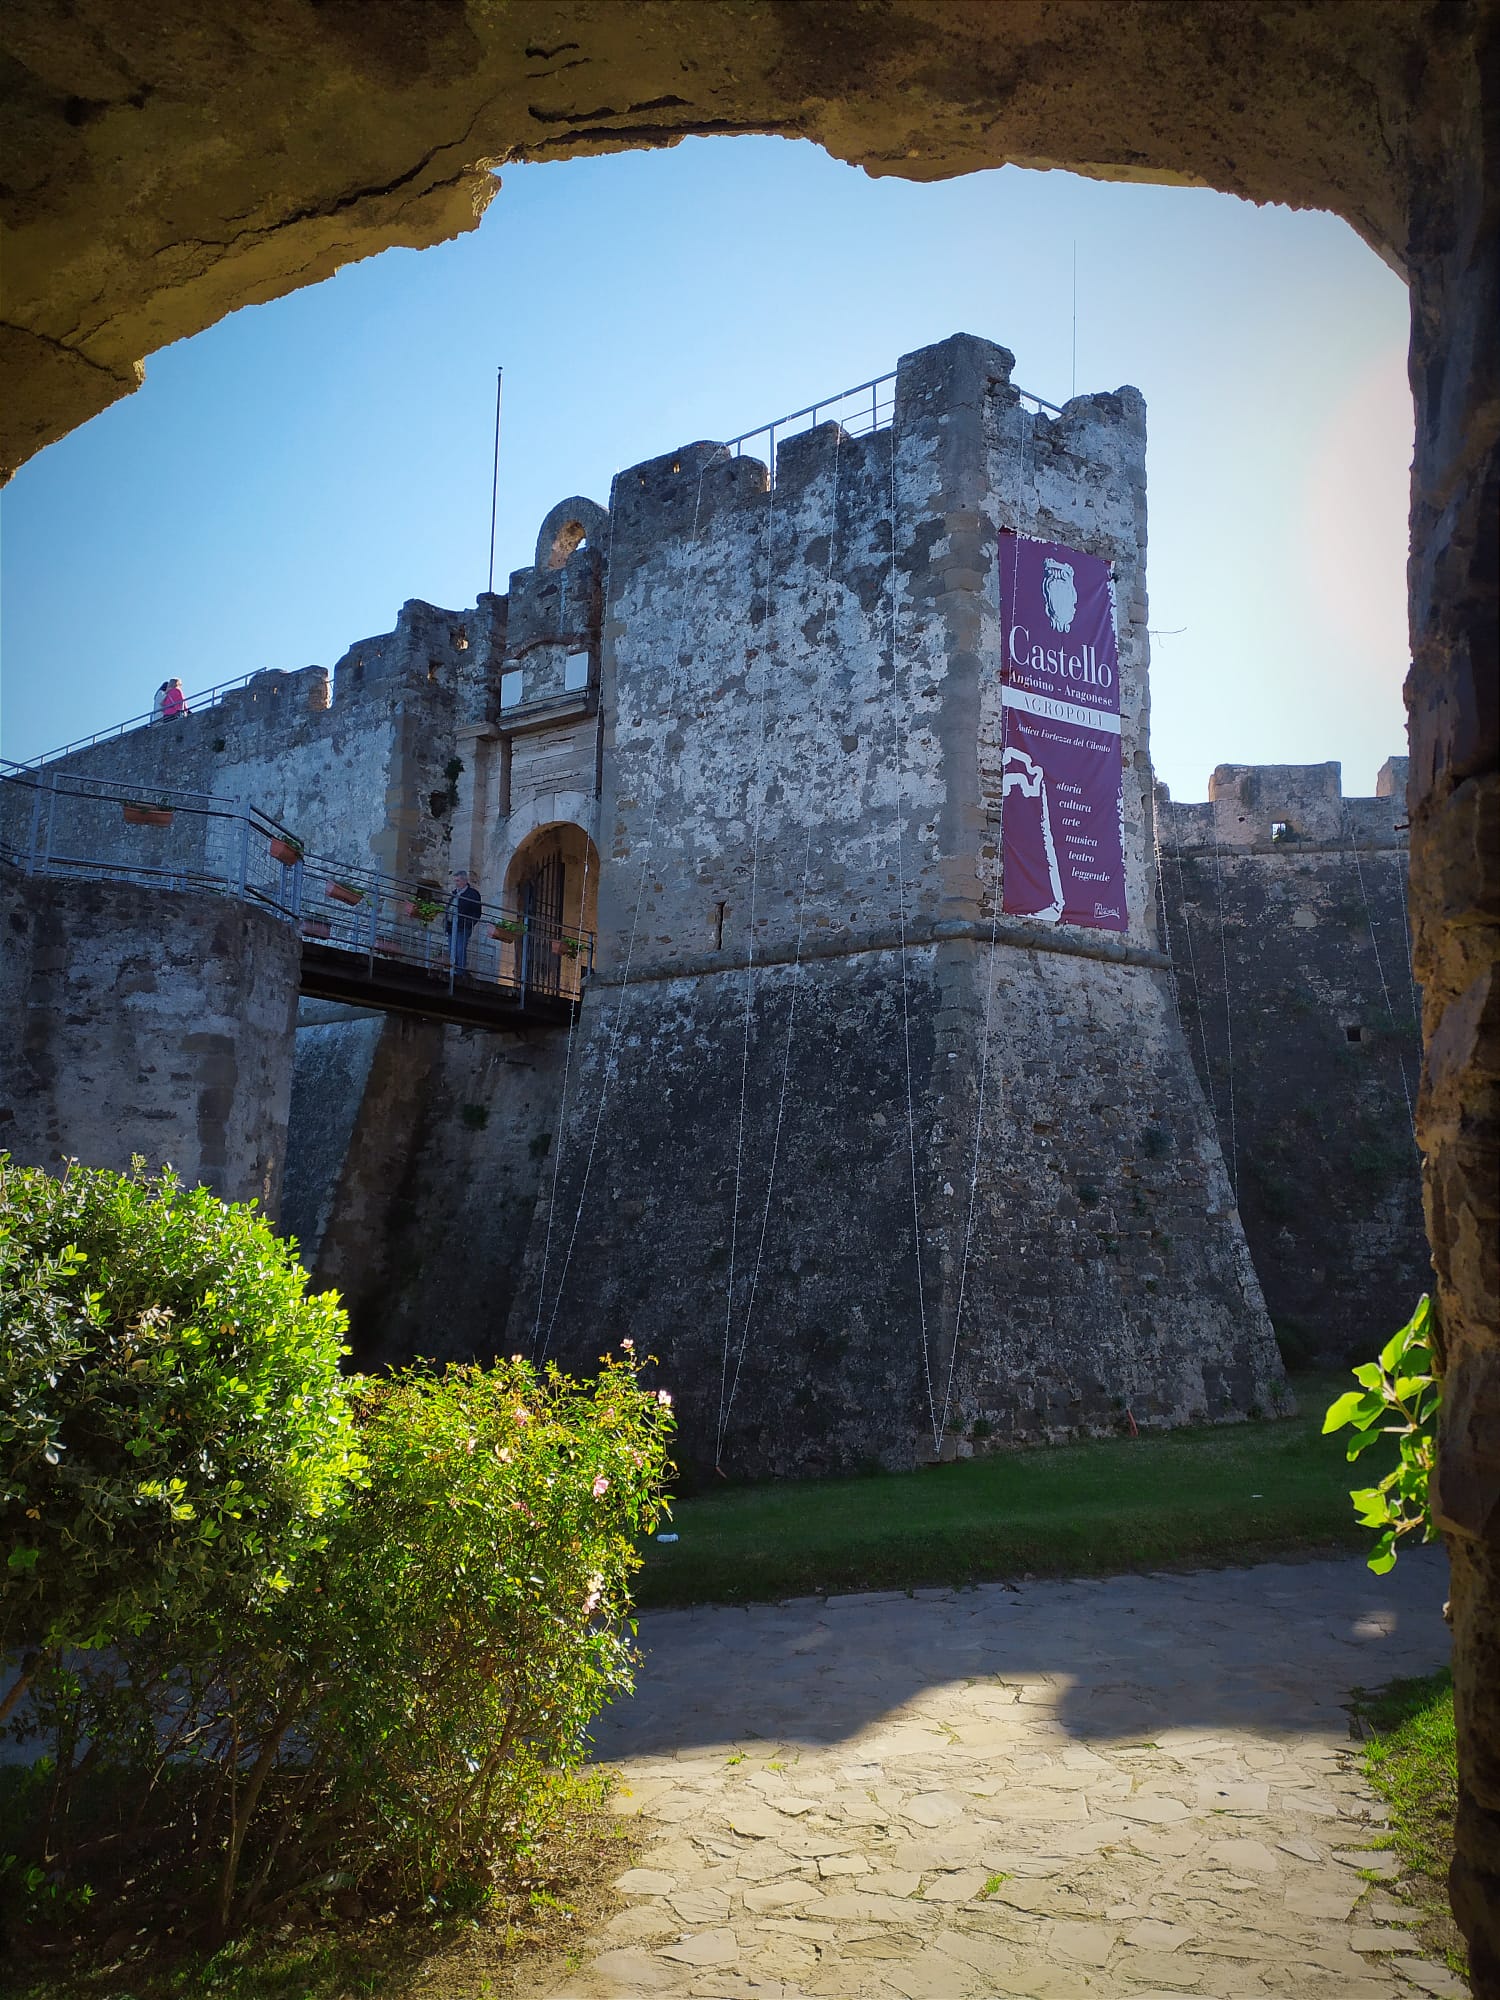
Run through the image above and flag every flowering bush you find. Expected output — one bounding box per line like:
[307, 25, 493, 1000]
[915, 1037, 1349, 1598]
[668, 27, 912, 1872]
[0, 1161, 673, 1939]
[302, 1358, 673, 1902]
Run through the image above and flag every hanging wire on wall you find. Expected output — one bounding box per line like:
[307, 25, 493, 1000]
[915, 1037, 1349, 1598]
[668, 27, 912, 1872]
[716, 446, 780, 1463]
[1208, 815, 1240, 1197]
[536, 461, 717, 1360]
[717, 425, 845, 1464]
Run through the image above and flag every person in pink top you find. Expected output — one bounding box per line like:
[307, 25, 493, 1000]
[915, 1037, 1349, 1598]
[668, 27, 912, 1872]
[160, 678, 187, 719]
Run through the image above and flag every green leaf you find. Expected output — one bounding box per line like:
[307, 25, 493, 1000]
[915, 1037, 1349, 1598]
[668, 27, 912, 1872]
[1391, 1374, 1432, 1404]
[1350, 1362, 1384, 1391]
[1323, 1389, 1382, 1434]
[1345, 1426, 1388, 1460]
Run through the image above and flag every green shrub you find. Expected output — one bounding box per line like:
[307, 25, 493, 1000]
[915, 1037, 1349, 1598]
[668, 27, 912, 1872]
[0, 1157, 355, 1663]
[300, 1356, 673, 1902]
[0, 1162, 673, 1942]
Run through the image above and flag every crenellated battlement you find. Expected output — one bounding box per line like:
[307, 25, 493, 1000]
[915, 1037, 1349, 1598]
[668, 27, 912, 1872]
[1159, 757, 1410, 853]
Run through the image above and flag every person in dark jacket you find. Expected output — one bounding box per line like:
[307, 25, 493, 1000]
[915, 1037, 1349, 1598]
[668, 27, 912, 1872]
[447, 870, 482, 970]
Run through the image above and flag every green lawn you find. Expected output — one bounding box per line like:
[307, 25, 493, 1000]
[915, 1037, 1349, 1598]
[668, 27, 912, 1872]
[636, 1371, 1363, 1607]
[1354, 1669, 1465, 1981]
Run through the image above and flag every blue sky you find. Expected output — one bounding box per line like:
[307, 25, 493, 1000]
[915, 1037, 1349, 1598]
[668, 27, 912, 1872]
[1, 138, 1412, 799]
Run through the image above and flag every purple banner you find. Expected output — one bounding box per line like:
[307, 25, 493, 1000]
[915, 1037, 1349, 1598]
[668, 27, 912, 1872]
[998, 534, 1126, 932]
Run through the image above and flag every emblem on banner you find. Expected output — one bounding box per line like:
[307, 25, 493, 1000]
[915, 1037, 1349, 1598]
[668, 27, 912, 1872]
[1041, 558, 1079, 632]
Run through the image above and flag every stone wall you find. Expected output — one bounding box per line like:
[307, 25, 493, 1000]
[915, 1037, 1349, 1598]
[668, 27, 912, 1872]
[281, 1006, 572, 1370]
[0, 864, 299, 1208]
[1159, 760, 1430, 1366]
[508, 333, 1284, 1478]
[4, 599, 469, 892]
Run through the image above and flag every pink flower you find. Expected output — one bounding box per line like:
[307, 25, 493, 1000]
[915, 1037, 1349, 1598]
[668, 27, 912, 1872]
[582, 1572, 604, 1616]
[657, 1390, 673, 1407]
[592, 1474, 610, 1499]
[514, 1406, 530, 1425]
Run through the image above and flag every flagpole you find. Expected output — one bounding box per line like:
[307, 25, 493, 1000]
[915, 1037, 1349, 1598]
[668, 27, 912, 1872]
[486, 366, 504, 594]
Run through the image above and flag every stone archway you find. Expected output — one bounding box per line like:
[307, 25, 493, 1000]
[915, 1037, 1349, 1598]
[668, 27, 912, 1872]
[535, 495, 609, 572]
[3, 3, 1494, 1970]
[503, 818, 600, 1002]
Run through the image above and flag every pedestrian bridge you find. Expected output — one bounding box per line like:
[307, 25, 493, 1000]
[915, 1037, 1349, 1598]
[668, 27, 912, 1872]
[0, 764, 593, 1033]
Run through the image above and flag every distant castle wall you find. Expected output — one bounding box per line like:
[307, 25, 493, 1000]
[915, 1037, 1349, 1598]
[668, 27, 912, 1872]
[1159, 757, 1428, 1362]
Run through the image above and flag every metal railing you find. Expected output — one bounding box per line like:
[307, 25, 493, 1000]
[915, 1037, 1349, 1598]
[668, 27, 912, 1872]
[10, 670, 280, 774]
[0, 763, 596, 1008]
[723, 367, 1064, 486]
[0, 763, 303, 922]
[295, 850, 595, 1004]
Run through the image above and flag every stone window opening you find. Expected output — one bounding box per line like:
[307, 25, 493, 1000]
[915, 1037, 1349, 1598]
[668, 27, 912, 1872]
[1271, 819, 1291, 843]
[427, 658, 442, 683]
[545, 519, 588, 569]
[714, 900, 727, 950]
[1346, 1024, 1366, 1043]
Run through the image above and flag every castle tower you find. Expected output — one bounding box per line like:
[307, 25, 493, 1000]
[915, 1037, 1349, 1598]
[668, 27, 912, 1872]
[512, 333, 1285, 1477]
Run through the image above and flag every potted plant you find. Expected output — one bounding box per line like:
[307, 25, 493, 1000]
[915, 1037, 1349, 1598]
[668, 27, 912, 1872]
[491, 915, 523, 940]
[269, 832, 304, 866]
[327, 880, 365, 906]
[123, 798, 174, 828]
[405, 896, 442, 924]
[551, 935, 582, 959]
[301, 916, 332, 940]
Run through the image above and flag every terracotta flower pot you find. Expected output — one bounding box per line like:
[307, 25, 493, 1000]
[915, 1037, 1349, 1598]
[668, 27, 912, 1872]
[270, 837, 303, 866]
[301, 918, 332, 940]
[123, 803, 173, 828]
[327, 881, 364, 906]
[491, 921, 522, 940]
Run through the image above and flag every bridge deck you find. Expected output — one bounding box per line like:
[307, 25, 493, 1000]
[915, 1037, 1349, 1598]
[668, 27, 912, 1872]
[1, 766, 596, 1035]
[299, 941, 580, 1031]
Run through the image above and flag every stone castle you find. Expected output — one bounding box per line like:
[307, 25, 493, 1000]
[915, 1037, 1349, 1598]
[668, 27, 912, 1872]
[1, 333, 1426, 1478]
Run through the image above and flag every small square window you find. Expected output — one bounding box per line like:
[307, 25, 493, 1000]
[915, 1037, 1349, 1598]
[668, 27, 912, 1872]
[1271, 820, 1290, 842]
[1346, 1025, 1365, 1043]
[499, 669, 524, 710]
[564, 651, 590, 694]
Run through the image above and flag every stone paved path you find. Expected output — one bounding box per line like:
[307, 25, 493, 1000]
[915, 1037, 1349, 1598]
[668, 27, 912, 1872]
[551, 1550, 1464, 1999]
